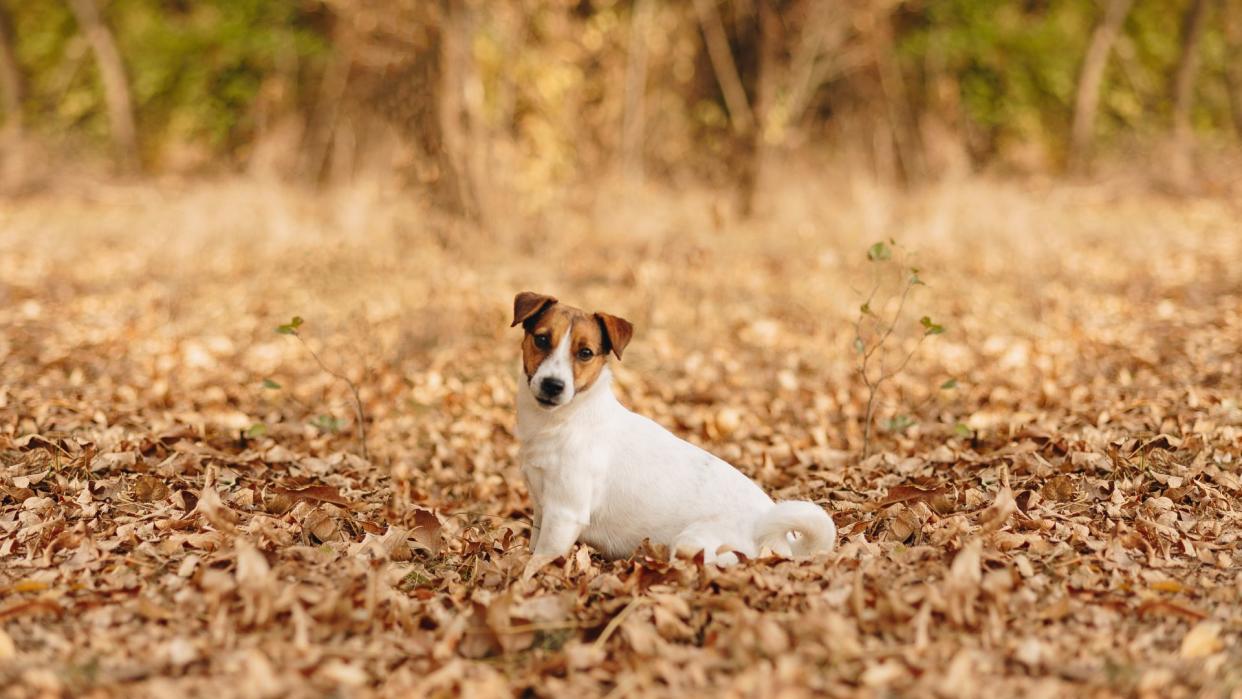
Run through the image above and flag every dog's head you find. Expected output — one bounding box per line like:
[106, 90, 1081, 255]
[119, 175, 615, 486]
[511, 291, 632, 410]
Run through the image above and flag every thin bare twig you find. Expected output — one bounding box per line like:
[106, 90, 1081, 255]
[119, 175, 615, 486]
[593, 597, 646, 650]
[853, 244, 939, 458]
[288, 331, 370, 461]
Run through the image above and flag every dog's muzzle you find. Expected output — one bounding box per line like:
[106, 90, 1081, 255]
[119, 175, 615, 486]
[535, 377, 565, 407]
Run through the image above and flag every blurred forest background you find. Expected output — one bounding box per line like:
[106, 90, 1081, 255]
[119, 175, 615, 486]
[1, 0, 1240, 213]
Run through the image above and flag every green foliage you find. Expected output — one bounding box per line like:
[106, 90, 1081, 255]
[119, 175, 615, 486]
[8, 1, 105, 140]
[884, 414, 916, 434]
[1, 0, 1235, 170]
[920, 316, 945, 336]
[897, 0, 1239, 156]
[898, 0, 1089, 154]
[310, 414, 342, 434]
[275, 316, 303, 335]
[4, 0, 327, 154]
[112, 0, 327, 152]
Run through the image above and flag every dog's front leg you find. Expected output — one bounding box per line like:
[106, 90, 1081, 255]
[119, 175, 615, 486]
[530, 503, 543, 550]
[522, 505, 587, 580]
[523, 468, 545, 550]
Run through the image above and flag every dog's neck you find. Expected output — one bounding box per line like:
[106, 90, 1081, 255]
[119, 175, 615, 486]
[516, 365, 618, 441]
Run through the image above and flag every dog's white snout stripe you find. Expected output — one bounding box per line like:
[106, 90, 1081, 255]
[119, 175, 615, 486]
[530, 325, 575, 404]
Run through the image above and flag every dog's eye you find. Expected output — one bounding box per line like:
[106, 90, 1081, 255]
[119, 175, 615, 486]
[534, 334, 551, 350]
[577, 347, 594, 361]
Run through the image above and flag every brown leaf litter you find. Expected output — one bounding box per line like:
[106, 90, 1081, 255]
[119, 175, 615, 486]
[1, 178, 1240, 697]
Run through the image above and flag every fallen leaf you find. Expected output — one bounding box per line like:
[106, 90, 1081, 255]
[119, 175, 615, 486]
[268, 484, 354, 509]
[1180, 621, 1223, 659]
[410, 508, 443, 556]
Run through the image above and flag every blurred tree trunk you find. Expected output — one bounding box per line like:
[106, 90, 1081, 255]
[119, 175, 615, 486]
[693, 0, 754, 134]
[438, 0, 485, 224]
[871, 9, 924, 183]
[301, 53, 352, 182]
[1171, 0, 1210, 141]
[1226, 0, 1242, 138]
[621, 0, 655, 182]
[736, 0, 778, 217]
[1069, 0, 1133, 171]
[0, 4, 22, 134]
[68, 0, 138, 171]
[694, 0, 757, 216]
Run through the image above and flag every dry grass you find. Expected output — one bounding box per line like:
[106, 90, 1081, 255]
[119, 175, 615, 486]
[1, 171, 1240, 697]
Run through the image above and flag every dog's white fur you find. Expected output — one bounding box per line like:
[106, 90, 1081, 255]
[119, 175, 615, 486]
[517, 317, 836, 567]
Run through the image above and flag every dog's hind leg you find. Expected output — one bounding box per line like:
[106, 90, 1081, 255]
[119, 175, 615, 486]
[672, 521, 745, 566]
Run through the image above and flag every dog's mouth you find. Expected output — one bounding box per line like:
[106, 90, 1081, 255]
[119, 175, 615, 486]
[535, 396, 561, 408]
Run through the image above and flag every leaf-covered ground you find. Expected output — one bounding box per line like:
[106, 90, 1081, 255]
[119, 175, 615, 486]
[1, 177, 1240, 698]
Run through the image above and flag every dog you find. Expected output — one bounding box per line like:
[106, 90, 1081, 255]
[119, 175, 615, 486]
[512, 291, 836, 575]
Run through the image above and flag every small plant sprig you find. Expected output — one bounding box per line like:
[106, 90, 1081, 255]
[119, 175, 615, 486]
[853, 241, 947, 458]
[275, 316, 370, 460]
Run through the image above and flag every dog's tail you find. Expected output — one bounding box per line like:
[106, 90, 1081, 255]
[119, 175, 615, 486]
[754, 501, 837, 557]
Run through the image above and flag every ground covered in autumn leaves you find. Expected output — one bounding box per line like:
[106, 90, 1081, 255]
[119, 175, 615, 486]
[1, 174, 1241, 698]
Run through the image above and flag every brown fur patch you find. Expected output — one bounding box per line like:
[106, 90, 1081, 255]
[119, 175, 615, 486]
[518, 299, 625, 393]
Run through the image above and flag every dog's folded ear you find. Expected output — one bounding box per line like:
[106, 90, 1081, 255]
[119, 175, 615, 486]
[594, 312, 633, 360]
[512, 292, 558, 328]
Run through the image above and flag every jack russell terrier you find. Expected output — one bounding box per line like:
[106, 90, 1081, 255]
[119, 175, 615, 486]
[512, 291, 836, 575]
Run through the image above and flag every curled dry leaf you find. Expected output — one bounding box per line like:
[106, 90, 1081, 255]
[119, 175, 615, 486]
[301, 507, 347, 544]
[410, 508, 443, 556]
[193, 474, 238, 533]
[979, 484, 1016, 533]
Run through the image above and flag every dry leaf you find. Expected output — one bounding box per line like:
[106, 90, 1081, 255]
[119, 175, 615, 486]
[193, 470, 238, 533]
[0, 628, 15, 660]
[1179, 622, 1224, 659]
[1041, 475, 1077, 502]
[132, 475, 170, 502]
[880, 484, 949, 508]
[410, 508, 443, 556]
[5, 177, 1241, 696]
[268, 484, 354, 509]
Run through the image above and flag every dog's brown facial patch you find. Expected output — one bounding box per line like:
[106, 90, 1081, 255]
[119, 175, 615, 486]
[521, 305, 571, 379]
[567, 313, 608, 391]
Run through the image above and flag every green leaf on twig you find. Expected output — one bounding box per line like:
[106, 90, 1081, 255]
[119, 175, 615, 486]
[920, 316, 945, 335]
[867, 242, 892, 262]
[310, 414, 343, 434]
[885, 415, 916, 433]
[276, 316, 304, 335]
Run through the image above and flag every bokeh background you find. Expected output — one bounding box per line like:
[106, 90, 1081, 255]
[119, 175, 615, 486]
[2, 0, 1241, 204]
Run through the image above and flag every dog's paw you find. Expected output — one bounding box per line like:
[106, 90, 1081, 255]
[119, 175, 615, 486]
[521, 553, 557, 581]
[712, 551, 740, 567]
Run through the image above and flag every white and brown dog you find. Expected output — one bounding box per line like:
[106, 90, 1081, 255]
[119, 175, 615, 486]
[512, 291, 836, 575]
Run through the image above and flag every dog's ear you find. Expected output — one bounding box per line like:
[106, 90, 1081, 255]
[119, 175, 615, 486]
[512, 292, 558, 328]
[594, 312, 633, 360]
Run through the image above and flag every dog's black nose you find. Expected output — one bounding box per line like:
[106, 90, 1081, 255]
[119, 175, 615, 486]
[540, 377, 565, 397]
